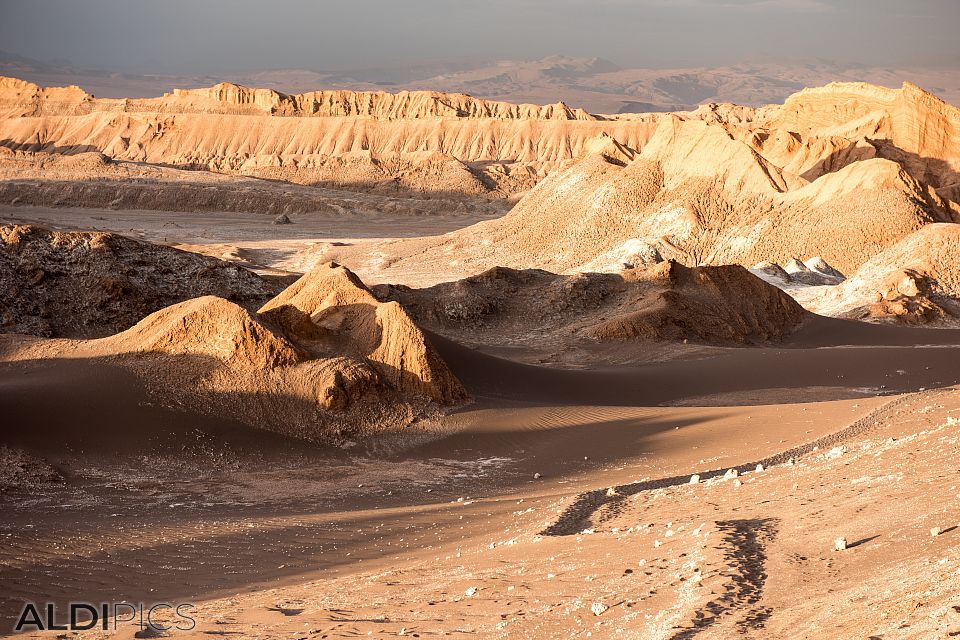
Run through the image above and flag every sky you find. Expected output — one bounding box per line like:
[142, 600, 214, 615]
[0, 0, 957, 74]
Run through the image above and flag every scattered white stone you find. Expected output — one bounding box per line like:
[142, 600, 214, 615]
[689, 474, 701, 484]
[931, 527, 942, 537]
[733, 479, 743, 488]
[825, 446, 847, 460]
[533, 473, 542, 479]
[399, 628, 407, 636]
[465, 587, 477, 597]
[665, 529, 675, 538]
[724, 469, 739, 480]
[834, 537, 847, 551]
[606, 487, 618, 497]
[654, 540, 663, 548]
[787, 458, 795, 466]
[755, 464, 765, 473]
[591, 602, 609, 616]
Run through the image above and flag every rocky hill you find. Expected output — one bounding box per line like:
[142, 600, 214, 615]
[0, 224, 280, 338]
[334, 82, 958, 282]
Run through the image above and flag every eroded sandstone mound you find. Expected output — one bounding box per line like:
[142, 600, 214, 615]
[260, 262, 467, 404]
[0, 262, 469, 443]
[0, 224, 280, 338]
[374, 260, 806, 350]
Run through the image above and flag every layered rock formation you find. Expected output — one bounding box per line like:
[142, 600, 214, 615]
[0, 76, 658, 196]
[345, 82, 958, 283]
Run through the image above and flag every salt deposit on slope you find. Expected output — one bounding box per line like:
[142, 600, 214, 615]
[800, 223, 960, 324]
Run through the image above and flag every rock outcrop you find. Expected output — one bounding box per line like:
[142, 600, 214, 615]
[0, 260, 469, 444]
[374, 260, 807, 349]
[0, 224, 280, 338]
[260, 262, 467, 404]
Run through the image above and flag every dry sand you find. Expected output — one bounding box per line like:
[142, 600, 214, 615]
[4, 368, 960, 638]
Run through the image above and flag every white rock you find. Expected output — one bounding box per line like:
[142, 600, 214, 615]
[689, 474, 701, 484]
[465, 587, 477, 597]
[591, 602, 609, 616]
[533, 473, 542, 479]
[825, 446, 847, 459]
[834, 537, 847, 551]
[733, 479, 743, 488]
[755, 464, 765, 472]
[931, 527, 942, 537]
[724, 469, 739, 480]
[606, 487, 618, 497]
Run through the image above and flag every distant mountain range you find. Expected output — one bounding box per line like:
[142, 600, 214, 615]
[1, 49, 958, 114]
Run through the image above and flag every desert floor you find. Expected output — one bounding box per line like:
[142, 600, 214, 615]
[2, 207, 960, 639]
[0, 205, 499, 278]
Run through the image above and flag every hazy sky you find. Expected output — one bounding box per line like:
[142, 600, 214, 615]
[1, 0, 957, 73]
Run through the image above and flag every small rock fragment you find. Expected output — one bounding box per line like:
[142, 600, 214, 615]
[591, 602, 609, 616]
[724, 469, 739, 480]
[465, 587, 477, 597]
[931, 527, 942, 537]
[689, 474, 701, 484]
[834, 537, 847, 551]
